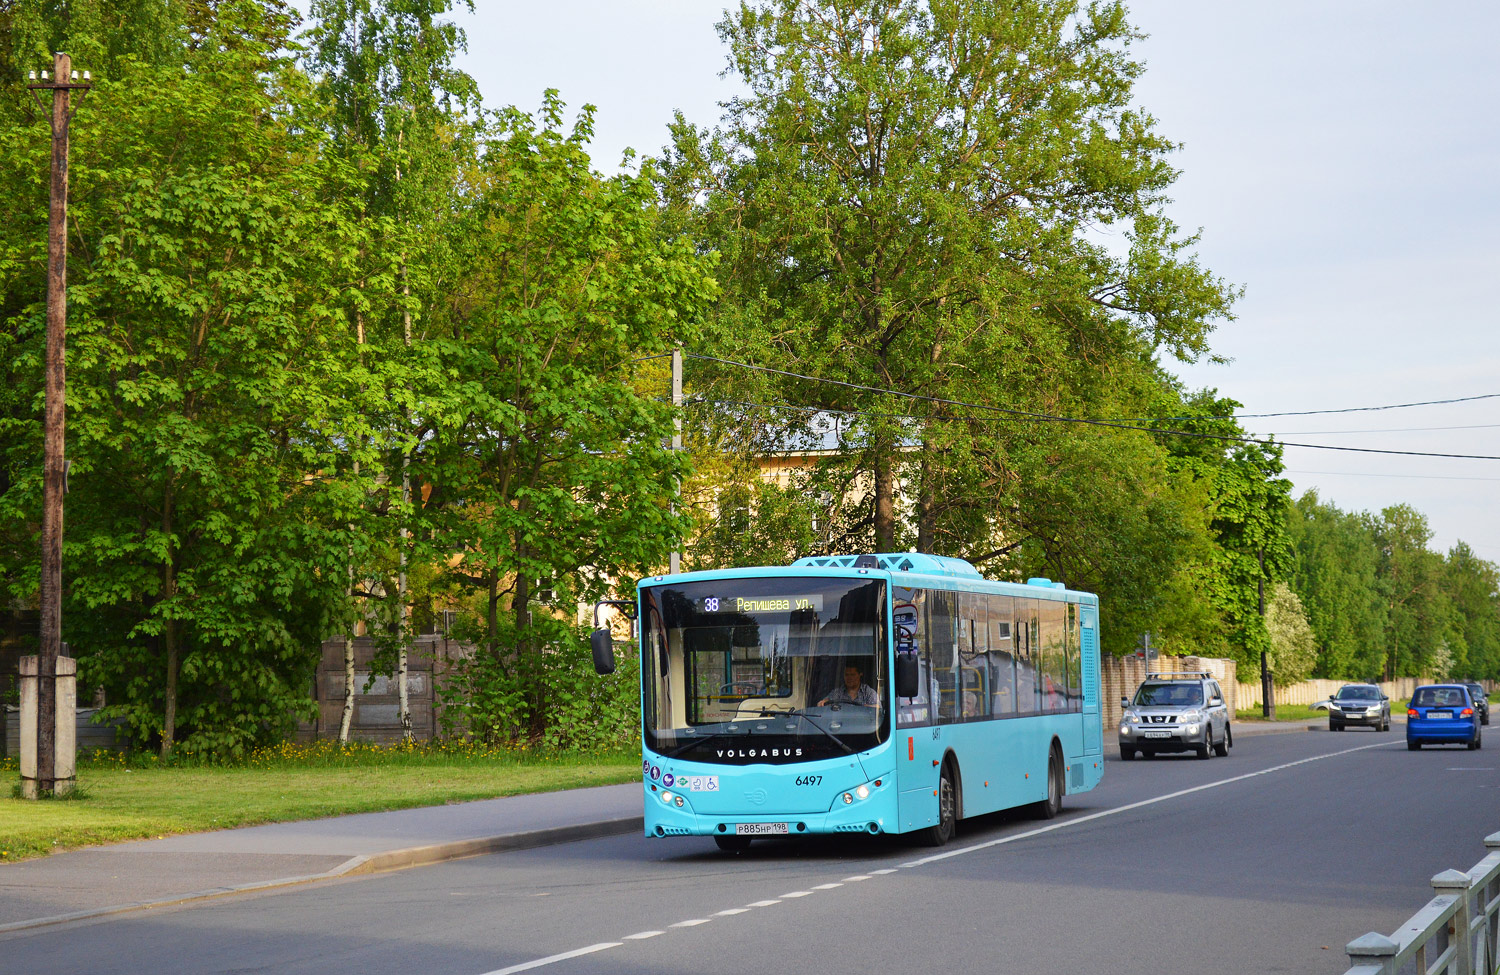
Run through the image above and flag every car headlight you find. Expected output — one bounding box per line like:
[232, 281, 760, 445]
[1178, 710, 1203, 724]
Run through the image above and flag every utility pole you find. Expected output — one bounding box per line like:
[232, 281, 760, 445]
[1259, 546, 1274, 719]
[669, 347, 682, 575]
[25, 53, 89, 796]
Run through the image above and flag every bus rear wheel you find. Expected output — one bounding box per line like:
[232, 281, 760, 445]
[714, 835, 752, 853]
[917, 763, 957, 847]
[1031, 746, 1063, 820]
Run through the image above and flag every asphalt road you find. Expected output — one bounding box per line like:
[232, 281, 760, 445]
[4, 728, 1495, 974]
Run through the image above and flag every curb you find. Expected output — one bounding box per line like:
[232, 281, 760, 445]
[0, 815, 643, 938]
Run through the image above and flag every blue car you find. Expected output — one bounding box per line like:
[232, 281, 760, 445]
[1406, 684, 1483, 750]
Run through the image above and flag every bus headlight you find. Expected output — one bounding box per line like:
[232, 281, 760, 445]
[855, 784, 870, 800]
[660, 791, 676, 805]
[842, 792, 854, 804]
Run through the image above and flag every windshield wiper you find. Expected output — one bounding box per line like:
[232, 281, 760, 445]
[663, 732, 734, 759]
[763, 708, 854, 755]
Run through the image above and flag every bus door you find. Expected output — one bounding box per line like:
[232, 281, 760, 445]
[1079, 604, 1102, 755]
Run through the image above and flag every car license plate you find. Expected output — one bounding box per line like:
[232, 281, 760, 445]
[736, 822, 789, 836]
[1143, 731, 1171, 739]
[1429, 711, 1451, 719]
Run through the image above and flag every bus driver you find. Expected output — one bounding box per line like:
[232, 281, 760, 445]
[820, 664, 878, 708]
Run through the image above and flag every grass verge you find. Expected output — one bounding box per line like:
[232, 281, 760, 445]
[0, 741, 640, 863]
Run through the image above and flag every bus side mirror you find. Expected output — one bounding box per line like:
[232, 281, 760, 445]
[590, 628, 616, 675]
[895, 653, 919, 699]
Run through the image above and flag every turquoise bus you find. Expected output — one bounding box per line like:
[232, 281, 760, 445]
[590, 552, 1104, 850]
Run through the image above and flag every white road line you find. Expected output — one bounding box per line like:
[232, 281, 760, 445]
[900, 739, 1398, 868]
[479, 942, 621, 975]
[478, 741, 1392, 975]
[715, 908, 750, 916]
[843, 875, 872, 882]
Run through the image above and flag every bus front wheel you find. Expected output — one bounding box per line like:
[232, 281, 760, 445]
[714, 834, 752, 853]
[917, 763, 957, 847]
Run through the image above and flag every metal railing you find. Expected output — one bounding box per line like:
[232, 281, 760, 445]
[1344, 831, 1500, 975]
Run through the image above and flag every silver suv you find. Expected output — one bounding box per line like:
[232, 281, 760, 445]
[1119, 672, 1232, 761]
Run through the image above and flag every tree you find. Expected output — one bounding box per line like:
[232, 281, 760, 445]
[1155, 392, 1292, 675]
[1286, 490, 1386, 679]
[1374, 504, 1449, 680]
[1265, 582, 1316, 685]
[418, 96, 717, 740]
[0, 1, 384, 757]
[303, 0, 479, 741]
[660, 0, 1236, 653]
[1442, 542, 1500, 680]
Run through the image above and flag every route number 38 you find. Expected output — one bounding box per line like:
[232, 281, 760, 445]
[795, 775, 822, 786]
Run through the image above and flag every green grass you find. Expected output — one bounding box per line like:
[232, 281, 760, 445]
[1236, 699, 1413, 724]
[1235, 703, 1325, 723]
[0, 740, 641, 863]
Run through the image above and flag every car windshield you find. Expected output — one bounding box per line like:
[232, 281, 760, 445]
[1412, 687, 1466, 708]
[1336, 686, 1379, 700]
[1133, 683, 1202, 707]
[1464, 683, 1486, 696]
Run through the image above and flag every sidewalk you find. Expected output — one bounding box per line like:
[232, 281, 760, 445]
[1, 720, 1331, 936]
[0, 782, 642, 935]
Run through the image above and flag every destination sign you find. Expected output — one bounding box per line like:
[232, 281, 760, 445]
[697, 594, 824, 614]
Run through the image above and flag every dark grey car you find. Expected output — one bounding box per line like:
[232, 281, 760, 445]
[1329, 684, 1390, 731]
[1461, 682, 1490, 726]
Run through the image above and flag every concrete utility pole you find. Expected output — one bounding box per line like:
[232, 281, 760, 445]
[23, 53, 89, 796]
[669, 347, 683, 575]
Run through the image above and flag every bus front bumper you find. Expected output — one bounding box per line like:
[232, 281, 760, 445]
[643, 780, 897, 838]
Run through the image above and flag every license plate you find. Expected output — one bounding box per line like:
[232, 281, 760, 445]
[1428, 711, 1451, 719]
[736, 822, 789, 836]
[1143, 731, 1171, 739]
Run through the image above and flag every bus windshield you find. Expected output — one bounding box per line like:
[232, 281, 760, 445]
[640, 577, 888, 764]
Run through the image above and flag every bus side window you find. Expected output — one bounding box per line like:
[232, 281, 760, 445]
[988, 594, 1015, 716]
[959, 595, 989, 720]
[927, 590, 958, 724]
[1015, 599, 1038, 714]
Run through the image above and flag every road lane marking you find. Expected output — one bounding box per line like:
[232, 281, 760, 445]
[900, 739, 1398, 868]
[715, 908, 749, 916]
[480, 942, 621, 975]
[478, 740, 1392, 974]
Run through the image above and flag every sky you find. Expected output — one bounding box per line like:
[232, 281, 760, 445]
[441, 1, 1500, 562]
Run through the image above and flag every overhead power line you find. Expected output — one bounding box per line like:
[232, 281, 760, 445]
[681, 357, 1500, 460]
[684, 353, 1500, 424]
